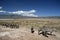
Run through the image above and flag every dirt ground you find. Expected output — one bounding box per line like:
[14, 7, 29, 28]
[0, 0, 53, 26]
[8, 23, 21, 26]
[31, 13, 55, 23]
[0, 27, 60, 40]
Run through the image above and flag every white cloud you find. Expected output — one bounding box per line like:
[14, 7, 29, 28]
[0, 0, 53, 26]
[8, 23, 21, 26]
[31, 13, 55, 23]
[30, 10, 36, 13]
[22, 13, 38, 17]
[0, 7, 38, 17]
[0, 7, 6, 13]
[9, 10, 36, 14]
[8, 10, 38, 17]
[0, 10, 6, 13]
[0, 6, 2, 9]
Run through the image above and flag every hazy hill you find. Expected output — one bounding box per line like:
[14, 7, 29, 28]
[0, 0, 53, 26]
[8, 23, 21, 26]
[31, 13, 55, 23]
[0, 14, 60, 19]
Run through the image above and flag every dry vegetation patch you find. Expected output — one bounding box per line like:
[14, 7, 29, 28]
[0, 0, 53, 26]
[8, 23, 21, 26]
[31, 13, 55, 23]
[0, 19, 60, 40]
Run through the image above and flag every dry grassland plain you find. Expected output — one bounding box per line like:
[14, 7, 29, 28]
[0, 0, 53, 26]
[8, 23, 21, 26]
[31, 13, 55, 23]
[0, 18, 60, 40]
[0, 19, 60, 29]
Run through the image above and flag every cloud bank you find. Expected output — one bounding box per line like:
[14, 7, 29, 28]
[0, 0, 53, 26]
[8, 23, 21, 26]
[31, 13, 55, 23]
[0, 6, 38, 17]
[0, 10, 6, 13]
[8, 10, 38, 17]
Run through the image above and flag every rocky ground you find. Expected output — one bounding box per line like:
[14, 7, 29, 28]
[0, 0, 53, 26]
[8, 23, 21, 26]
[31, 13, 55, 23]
[0, 27, 60, 40]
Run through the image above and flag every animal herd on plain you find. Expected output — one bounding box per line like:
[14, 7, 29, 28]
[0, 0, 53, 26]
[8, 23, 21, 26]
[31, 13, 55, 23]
[0, 23, 57, 37]
[31, 26, 56, 37]
[1, 23, 19, 28]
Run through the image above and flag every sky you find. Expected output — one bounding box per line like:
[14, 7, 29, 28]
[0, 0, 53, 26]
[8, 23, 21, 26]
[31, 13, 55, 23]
[0, 0, 60, 17]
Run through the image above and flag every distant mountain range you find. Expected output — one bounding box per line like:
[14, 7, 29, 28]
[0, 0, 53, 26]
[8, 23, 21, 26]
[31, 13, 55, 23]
[0, 14, 60, 19]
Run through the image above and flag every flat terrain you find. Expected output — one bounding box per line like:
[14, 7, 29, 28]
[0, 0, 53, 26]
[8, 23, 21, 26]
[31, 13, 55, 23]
[0, 19, 60, 40]
[0, 27, 60, 40]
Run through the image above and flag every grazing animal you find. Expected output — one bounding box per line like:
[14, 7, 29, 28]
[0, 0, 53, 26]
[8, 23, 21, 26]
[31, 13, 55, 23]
[11, 24, 19, 28]
[38, 26, 56, 37]
[2, 23, 19, 28]
[31, 26, 34, 33]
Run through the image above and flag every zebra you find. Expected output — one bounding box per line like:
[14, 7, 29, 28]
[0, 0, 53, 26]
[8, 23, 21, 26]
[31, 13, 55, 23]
[38, 26, 56, 37]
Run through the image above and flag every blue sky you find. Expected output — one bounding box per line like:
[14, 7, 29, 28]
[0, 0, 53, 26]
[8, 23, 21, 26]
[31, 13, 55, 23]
[0, 0, 60, 17]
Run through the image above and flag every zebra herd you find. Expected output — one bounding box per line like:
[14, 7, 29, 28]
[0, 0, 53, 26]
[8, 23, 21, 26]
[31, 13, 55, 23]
[31, 26, 56, 37]
[0, 23, 57, 37]
[1, 23, 19, 28]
